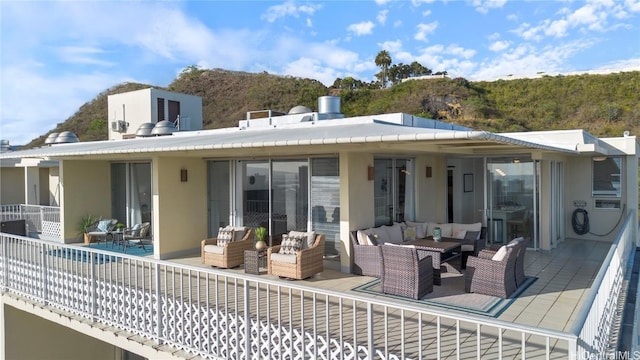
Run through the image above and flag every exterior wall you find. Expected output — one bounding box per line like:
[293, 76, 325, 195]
[414, 155, 448, 223]
[3, 304, 116, 360]
[49, 166, 60, 206]
[39, 168, 49, 205]
[60, 160, 111, 243]
[153, 156, 207, 259]
[107, 89, 153, 140]
[0, 167, 24, 204]
[24, 167, 39, 205]
[564, 156, 627, 243]
[339, 152, 374, 272]
[107, 88, 203, 140]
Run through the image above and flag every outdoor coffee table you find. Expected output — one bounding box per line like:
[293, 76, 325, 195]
[405, 237, 462, 285]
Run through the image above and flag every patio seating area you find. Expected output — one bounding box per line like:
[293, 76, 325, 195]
[176, 237, 612, 332]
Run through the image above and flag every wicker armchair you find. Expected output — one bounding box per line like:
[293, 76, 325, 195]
[350, 231, 382, 277]
[460, 226, 487, 269]
[512, 237, 529, 286]
[380, 245, 433, 300]
[201, 228, 254, 268]
[268, 234, 325, 280]
[465, 242, 519, 298]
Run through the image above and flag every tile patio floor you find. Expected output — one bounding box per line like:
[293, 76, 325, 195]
[173, 238, 611, 334]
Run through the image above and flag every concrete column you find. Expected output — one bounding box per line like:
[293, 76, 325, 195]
[24, 167, 39, 205]
[338, 152, 374, 273]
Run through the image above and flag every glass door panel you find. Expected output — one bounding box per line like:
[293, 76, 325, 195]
[207, 161, 230, 237]
[311, 158, 340, 256]
[272, 160, 309, 242]
[241, 161, 271, 241]
[487, 157, 536, 246]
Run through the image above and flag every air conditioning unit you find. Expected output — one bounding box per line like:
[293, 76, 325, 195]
[111, 120, 128, 133]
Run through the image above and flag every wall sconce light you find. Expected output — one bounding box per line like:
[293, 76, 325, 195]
[425, 166, 432, 178]
[593, 156, 607, 162]
[180, 168, 188, 182]
[367, 166, 375, 181]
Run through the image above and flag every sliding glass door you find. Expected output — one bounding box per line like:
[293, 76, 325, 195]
[486, 157, 538, 248]
[374, 158, 414, 226]
[111, 162, 152, 229]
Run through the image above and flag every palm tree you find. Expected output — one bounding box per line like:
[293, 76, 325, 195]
[375, 50, 392, 88]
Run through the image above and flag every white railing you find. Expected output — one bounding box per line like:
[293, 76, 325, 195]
[0, 204, 60, 240]
[572, 210, 637, 359]
[0, 234, 584, 360]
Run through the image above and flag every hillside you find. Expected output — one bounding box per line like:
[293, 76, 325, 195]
[26, 69, 640, 148]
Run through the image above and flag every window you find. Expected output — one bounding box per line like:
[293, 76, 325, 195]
[374, 158, 414, 226]
[592, 157, 622, 198]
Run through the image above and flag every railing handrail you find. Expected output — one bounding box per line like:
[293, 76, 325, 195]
[570, 209, 635, 335]
[1, 232, 578, 345]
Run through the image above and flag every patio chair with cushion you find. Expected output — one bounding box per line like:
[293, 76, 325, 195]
[268, 232, 325, 280]
[86, 219, 118, 245]
[123, 222, 152, 251]
[380, 244, 433, 300]
[201, 227, 254, 268]
[460, 226, 487, 269]
[350, 230, 382, 277]
[465, 238, 520, 298]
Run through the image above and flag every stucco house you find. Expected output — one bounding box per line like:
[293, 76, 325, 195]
[0, 93, 637, 359]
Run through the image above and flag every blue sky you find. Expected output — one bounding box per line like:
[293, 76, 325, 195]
[1, 0, 639, 145]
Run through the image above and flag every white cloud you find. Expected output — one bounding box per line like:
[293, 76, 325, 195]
[422, 10, 432, 17]
[56, 46, 116, 66]
[414, 21, 438, 42]
[545, 19, 570, 37]
[489, 40, 510, 52]
[347, 21, 375, 36]
[626, 0, 640, 12]
[379, 40, 403, 52]
[377, 10, 388, 25]
[262, 1, 320, 22]
[472, 0, 507, 14]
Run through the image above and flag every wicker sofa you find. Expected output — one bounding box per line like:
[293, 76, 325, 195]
[201, 227, 254, 268]
[268, 232, 325, 280]
[350, 221, 486, 279]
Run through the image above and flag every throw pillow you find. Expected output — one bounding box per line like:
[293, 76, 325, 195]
[453, 230, 467, 239]
[280, 234, 304, 255]
[491, 245, 508, 261]
[464, 231, 480, 241]
[403, 226, 417, 242]
[217, 228, 235, 247]
[97, 220, 112, 232]
[406, 221, 426, 238]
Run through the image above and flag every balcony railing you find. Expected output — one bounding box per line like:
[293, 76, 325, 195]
[0, 204, 61, 240]
[0, 211, 636, 359]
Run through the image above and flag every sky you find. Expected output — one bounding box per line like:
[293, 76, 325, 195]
[1, 0, 639, 145]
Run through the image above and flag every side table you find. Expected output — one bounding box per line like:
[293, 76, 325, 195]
[244, 249, 267, 274]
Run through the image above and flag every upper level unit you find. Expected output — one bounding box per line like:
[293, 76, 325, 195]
[107, 88, 203, 140]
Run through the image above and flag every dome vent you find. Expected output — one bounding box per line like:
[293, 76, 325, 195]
[54, 131, 79, 144]
[44, 133, 59, 145]
[136, 122, 156, 137]
[150, 120, 176, 136]
[289, 105, 312, 115]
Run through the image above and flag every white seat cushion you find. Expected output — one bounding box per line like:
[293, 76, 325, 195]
[461, 244, 475, 252]
[271, 252, 297, 264]
[203, 244, 225, 254]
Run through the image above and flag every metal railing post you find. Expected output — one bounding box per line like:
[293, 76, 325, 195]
[1, 236, 7, 291]
[244, 279, 251, 359]
[155, 262, 163, 344]
[90, 249, 97, 322]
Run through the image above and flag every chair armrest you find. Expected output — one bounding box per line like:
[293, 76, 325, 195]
[417, 254, 432, 274]
[477, 249, 496, 259]
[224, 237, 253, 252]
[202, 238, 219, 247]
[467, 255, 508, 272]
[299, 235, 325, 262]
[268, 245, 282, 257]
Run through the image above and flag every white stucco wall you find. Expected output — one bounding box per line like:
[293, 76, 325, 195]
[414, 155, 448, 223]
[0, 167, 24, 204]
[60, 160, 111, 243]
[153, 156, 207, 259]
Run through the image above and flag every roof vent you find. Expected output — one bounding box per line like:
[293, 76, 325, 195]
[136, 122, 156, 137]
[54, 131, 79, 144]
[0, 140, 9, 153]
[317, 96, 343, 120]
[289, 105, 312, 115]
[150, 120, 176, 136]
[44, 133, 59, 145]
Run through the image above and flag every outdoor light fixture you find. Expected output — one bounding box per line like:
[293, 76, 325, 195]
[368, 166, 375, 181]
[593, 156, 607, 162]
[425, 166, 432, 178]
[180, 168, 188, 182]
